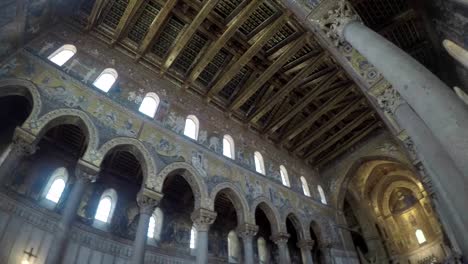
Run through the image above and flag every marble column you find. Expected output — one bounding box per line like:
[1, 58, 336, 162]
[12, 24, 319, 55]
[0, 127, 36, 185]
[394, 103, 468, 256]
[237, 223, 258, 264]
[45, 160, 99, 264]
[130, 190, 163, 264]
[191, 208, 217, 264]
[297, 240, 315, 264]
[271, 232, 291, 263]
[341, 10, 468, 177]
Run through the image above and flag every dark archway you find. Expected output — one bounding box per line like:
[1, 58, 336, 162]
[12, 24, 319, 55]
[254, 204, 277, 263]
[309, 222, 324, 264]
[0, 95, 32, 153]
[211, 190, 239, 262]
[286, 215, 303, 263]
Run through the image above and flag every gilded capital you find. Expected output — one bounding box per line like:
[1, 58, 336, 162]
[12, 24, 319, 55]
[237, 223, 259, 239]
[309, 0, 361, 46]
[137, 190, 163, 215]
[75, 159, 100, 183]
[270, 232, 290, 245]
[191, 208, 217, 232]
[297, 239, 315, 250]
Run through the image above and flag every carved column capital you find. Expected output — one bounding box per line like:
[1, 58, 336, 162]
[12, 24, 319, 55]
[270, 232, 290, 245]
[75, 159, 100, 183]
[11, 127, 37, 157]
[191, 208, 217, 232]
[137, 189, 163, 215]
[297, 239, 315, 250]
[237, 223, 258, 239]
[309, 0, 361, 46]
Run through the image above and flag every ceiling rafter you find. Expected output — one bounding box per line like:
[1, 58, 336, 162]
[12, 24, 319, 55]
[265, 69, 339, 134]
[111, 0, 145, 44]
[206, 12, 289, 99]
[187, 0, 262, 84]
[279, 84, 354, 143]
[136, 0, 178, 58]
[85, 0, 109, 30]
[303, 111, 374, 160]
[248, 52, 327, 123]
[290, 97, 366, 150]
[229, 33, 308, 111]
[161, 0, 220, 73]
[315, 122, 381, 167]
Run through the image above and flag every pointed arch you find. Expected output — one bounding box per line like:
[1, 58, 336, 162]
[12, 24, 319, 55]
[0, 78, 42, 126]
[43, 167, 69, 203]
[48, 44, 77, 66]
[184, 115, 199, 140]
[280, 165, 290, 187]
[154, 162, 209, 209]
[96, 137, 157, 188]
[254, 151, 265, 175]
[223, 134, 235, 159]
[209, 182, 250, 223]
[30, 108, 99, 160]
[251, 196, 281, 234]
[139, 92, 160, 118]
[94, 188, 117, 223]
[300, 176, 311, 197]
[93, 68, 118, 92]
[284, 212, 306, 240]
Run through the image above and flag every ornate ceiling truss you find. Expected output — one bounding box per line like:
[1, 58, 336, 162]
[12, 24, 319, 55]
[70, 0, 385, 167]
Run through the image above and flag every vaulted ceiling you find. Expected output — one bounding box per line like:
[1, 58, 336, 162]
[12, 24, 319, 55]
[66, 0, 393, 167]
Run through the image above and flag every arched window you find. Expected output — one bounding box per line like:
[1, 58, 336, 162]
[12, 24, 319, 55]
[257, 237, 267, 263]
[139, 92, 160, 117]
[280, 165, 290, 187]
[43, 167, 68, 204]
[147, 208, 163, 241]
[254, 151, 265, 175]
[300, 176, 311, 197]
[94, 189, 117, 223]
[190, 226, 197, 249]
[93, 68, 118, 92]
[318, 185, 327, 204]
[48, 44, 77, 66]
[147, 216, 156, 238]
[228, 230, 240, 263]
[223, 134, 235, 159]
[184, 115, 199, 140]
[415, 229, 427, 244]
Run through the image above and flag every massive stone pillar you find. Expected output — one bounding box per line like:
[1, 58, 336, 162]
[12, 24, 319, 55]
[46, 160, 99, 264]
[271, 233, 291, 263]
[394, 103, 468, 256]
[237, 223, 258, 264]
[330, 2, 468, 177]
[297, 240, 315, 264]
[130, 190, 163, 264]
[0, 127, 36, 185]
[191, 208, 217, 264]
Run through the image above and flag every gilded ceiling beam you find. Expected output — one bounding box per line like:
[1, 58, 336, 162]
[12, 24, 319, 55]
[112, 0, 146, 44]
[186, 0, 262, 84]
[315, 121, 380, 167]
[229, 34, 308, 111]
[161, 0, 220, 73]
[136, 0, 178, 58]
[279, 83, 353, 142]
[206, 13, 290, 98]
[85, 0, 109, 31]
[247, 53, 327, 123]
[292, 97, 365, 152]
[304, 111, 374, 160]
[265, 69, 338, 134]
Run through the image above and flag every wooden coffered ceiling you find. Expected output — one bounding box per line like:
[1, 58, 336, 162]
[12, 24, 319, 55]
[69, 0, 384, 167]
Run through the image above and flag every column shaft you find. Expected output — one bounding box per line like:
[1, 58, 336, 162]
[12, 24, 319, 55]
[394, 103, 468, 256]
[130, 213, 151, 264]
[242, 236, 254, 264]
[277, 242, 291, 263]
[343, 21, 468, 177]
[45, 177, 87, 264]
[297, 240, 315, 264]
[196, 230, 209, 264]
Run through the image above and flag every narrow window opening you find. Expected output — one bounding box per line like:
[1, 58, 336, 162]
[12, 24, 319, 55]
[254, 151, 265, 175]
[139, 93, 160, 117]
[93, 68, 118, 92]
[48, 44, 77, 66]
[45, 178, 66, 203]
[301, 176, 311, 197]
[184, 115, 199, 140]
[280, 165, 290, 187]
[95, 196, 112, 222]
[190, 226, 197, 249]
[223, 135, 235, 159]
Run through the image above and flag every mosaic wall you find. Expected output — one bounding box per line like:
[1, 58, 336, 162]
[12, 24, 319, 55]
[0, 25, 343, 249]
